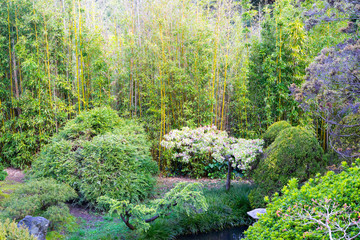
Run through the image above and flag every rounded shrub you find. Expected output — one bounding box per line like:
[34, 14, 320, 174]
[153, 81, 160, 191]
[55, 106, 124, 141]
[0, 219, 36, 240]
[0, 178, 77, 231]
[262, 121, 291, 148]
[245, 160, 360, 240]
[31, 107, 158, 206]
[250, 127, 325, 207]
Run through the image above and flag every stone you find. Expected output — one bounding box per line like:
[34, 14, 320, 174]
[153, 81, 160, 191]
[18, 216, 50, 240]
[247, 208, 266, 219]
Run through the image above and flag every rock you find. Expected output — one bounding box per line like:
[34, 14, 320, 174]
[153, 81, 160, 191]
[18, 216, 50, 240]
[247, 208, 266, 220]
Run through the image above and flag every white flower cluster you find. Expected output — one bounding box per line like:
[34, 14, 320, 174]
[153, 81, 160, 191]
[161, 125, 263, 171]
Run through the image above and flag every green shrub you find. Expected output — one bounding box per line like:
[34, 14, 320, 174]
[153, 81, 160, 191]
[0, 164, 7, 181]
[0, 178, 77, 231]
[0, 218, 36, 240]
[245, 160, 360, 240]
[250, 127, 325, 207]
[262, 121, 291, 148]
[31, 107, 158, 206]
[55, 107, 124, 141]
[68, 183, 253, 240]
[78, 132, 158, 204]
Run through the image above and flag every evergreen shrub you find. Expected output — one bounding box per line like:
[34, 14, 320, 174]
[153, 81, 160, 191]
[0, 178, 77, 231]
[245, 160, 360, 240]
[262, 121, 291, 148]
[31, 107, 158, 206]
[249, 127, 325, 207]
[0, 219, 36, 240]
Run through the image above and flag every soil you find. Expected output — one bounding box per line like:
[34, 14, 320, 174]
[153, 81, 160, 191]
[4, 168, 25, 183]
[68, 205, 103, 224]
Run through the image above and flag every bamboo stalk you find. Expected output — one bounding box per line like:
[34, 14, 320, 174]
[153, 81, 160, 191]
[43, 13, 52, 109]
[0, 99, 4, 126]
[7, 0, 14, 119]
[78, 0, 86, 109]
[73, 0, 80, 113]
[14, 4, 22, 95]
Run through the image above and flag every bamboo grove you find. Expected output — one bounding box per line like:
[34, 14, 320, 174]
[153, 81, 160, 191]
[0, 0, 352, 169]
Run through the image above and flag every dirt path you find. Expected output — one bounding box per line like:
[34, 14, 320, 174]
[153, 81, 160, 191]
[4, 168, 25, 183]
[68, 205, 104, 224]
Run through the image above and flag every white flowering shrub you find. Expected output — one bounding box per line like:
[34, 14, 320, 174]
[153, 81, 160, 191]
[161, 125, 263, 178]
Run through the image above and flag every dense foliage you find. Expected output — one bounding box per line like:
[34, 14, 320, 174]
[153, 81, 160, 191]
[161, 125, 263, 178]
[0, 164, 7, 181]
[262, 121, 291, 148]
[69, 183, 254, 240]
[0, 219, 36, 240]
[249, 127, 325, 207]
[0, 0, 354, 170]
[293, 39, 360, 158]
[99, 182, 208, 232]
[245, 160, 360, 240]
[31, 107, 158, 206]
[0, 178, 77, 231]
[0, 0, 358, 239]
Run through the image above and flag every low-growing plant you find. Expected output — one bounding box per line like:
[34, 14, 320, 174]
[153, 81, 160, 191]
[249, 126, 325, 208]
[245, 160, 360, 240]
[31, 108, 158, 206]
[0, 178, 77, 232]
[0, 218, 36, 240]
[99, 182, 208, 232]
[262, 121, 291, 148]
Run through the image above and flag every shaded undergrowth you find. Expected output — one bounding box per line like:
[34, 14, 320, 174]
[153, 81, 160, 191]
[67, 183, 254, 240]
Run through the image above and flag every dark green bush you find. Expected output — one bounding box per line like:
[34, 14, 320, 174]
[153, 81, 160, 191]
[0, 178, 77, 231]
[250, 127, 325, 208]
[31, 107, 158, 206]
[245, 160, 360, 240]
[0, 164, 7, 181]
[262, 121, 291, 148]
[55, 107, 124, 141]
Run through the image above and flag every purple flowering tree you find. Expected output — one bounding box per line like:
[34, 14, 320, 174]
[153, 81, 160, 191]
[291, 39, 360, 159]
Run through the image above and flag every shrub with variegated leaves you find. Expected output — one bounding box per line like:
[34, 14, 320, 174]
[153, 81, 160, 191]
[161, 125, 263, 178]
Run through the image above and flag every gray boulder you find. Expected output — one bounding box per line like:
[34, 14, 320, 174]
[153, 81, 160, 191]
[18, 216, 50, 240]
[247, 208, 266, 220]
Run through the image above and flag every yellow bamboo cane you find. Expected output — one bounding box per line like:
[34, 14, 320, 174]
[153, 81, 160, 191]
[7, 0, 14, 119]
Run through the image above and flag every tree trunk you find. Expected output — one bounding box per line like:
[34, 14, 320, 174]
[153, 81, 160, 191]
[226, 155, 232, 191]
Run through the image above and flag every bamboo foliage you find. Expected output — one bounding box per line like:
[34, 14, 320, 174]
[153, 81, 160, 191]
[0, 0, 348, 168]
